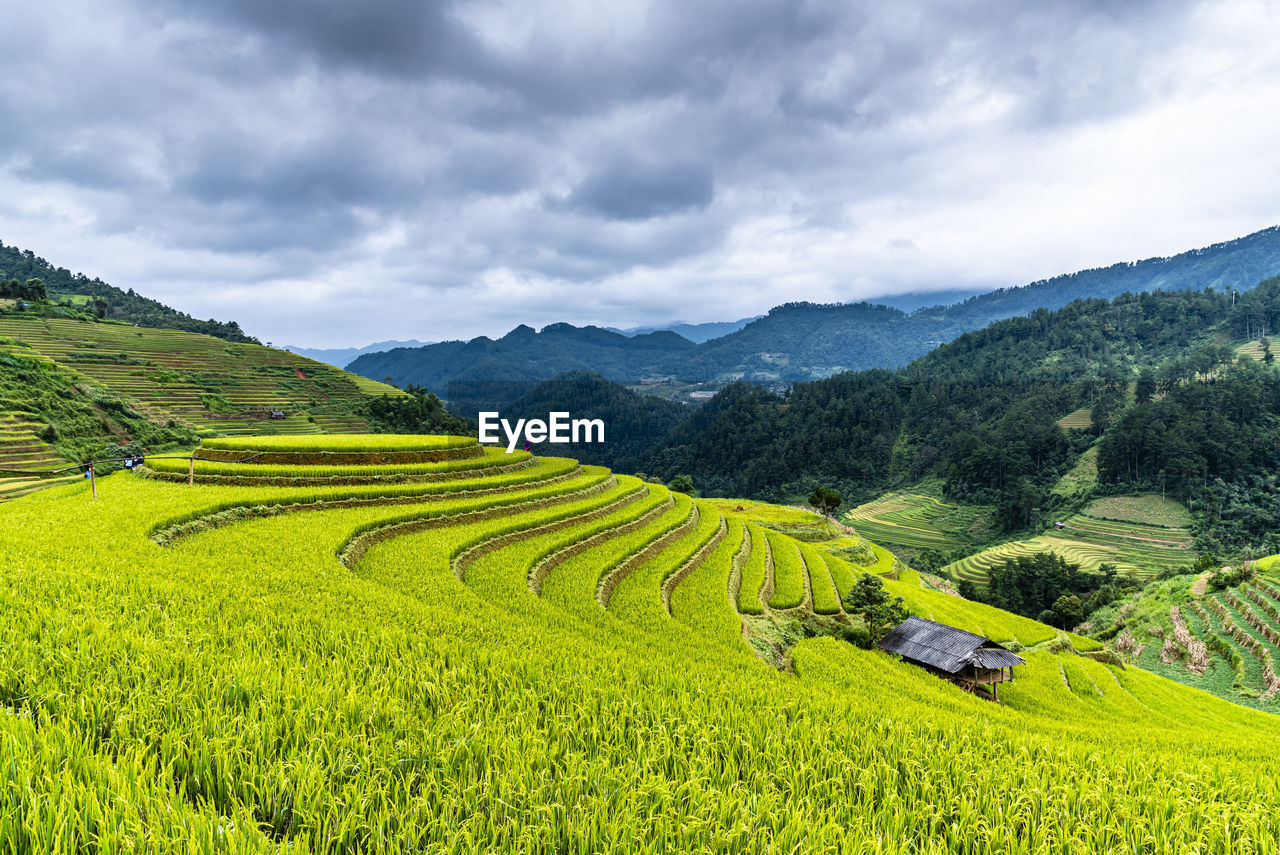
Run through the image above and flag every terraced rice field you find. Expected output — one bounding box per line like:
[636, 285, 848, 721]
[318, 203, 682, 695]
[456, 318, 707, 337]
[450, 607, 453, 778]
[945, 497, 1195, 584]
[0, 316, 404, 435]
[844, 492, 975, 550]
[1127, 575, 1280, 713]
[4, 434, 1279, 851]
[0, 411, 79, 500]
[1235, 338, 1276, 362]
[1055, 407, 1093, 429]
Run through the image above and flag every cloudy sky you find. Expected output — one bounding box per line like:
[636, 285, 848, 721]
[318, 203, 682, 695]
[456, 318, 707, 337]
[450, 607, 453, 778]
[2, 0, 1279, 347]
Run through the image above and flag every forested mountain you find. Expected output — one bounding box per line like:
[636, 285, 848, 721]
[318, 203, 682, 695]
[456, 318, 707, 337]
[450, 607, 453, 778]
[0, 240, 257, 343]
[503, 281, 1280, 558]
[649, 286, 1247, 503]
[668, 225, 1280, 382]
[349, 323, 697, 393]
[351, 226, 1280, 393]
[467, 370, 690, 474]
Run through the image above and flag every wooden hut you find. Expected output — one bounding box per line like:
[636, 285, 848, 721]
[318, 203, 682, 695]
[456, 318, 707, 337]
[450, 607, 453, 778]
[877, 616, 1025, 700]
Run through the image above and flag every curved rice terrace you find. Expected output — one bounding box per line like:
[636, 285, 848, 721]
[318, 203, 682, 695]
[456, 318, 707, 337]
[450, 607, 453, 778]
[843, 491, 987, 552]
[1055, 407, 1093, 429]
[3, 434, 1280, 852]
[0, 316, 401, 436]
[944, 496, 1196, 585]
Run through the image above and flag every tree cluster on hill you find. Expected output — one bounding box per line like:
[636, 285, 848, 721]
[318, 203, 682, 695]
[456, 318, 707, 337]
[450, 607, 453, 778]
[0, 240, 257, 343]
[973, 553, 1140, 628]
[364, 385, 471, 436]
[644, 286, 1255, 522]
[465, 370, 689, 475]
[1, 277, 47, 301]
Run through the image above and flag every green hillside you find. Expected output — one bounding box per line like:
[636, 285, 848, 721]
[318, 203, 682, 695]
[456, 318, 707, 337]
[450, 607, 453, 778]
[2, 434, 1278, 851]
[1086, 561, 1280, 712]
[0, 239, 255, 342]
[0, 314, 403, 437]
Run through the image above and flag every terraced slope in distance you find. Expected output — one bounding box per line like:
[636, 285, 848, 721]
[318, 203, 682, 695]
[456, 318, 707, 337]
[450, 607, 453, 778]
[0, 316, 405, 435]
[844, 491, 985, 551]
[946, 496, 1196, 585]
[0, 412, 79, 499]
[4, 434, 1280, 852]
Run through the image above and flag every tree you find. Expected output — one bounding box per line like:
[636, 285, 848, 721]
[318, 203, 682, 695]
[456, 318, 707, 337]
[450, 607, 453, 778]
[364, 386, 470, 435]
[808, 485, 841, 517]
[667, 473, 696, 495]
[1134, 368, 1157, 403]
[843, 573, 908, 643]
[1050, 594, 1084, 629]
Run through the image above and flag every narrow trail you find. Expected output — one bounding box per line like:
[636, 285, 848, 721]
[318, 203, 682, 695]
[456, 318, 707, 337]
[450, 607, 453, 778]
[1191, 571, 1211, 596]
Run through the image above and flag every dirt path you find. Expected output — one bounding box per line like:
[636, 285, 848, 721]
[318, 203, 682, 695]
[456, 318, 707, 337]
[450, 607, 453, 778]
[1190, 571, 1211, 596]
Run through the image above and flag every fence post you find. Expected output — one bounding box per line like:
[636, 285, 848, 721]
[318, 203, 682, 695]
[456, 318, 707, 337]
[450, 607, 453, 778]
[89, 462, 98, 500]
[188, 456, 195, 487]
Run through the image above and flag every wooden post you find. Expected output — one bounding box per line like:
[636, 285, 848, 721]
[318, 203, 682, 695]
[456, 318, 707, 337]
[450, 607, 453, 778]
[89, 462, 97, 500]
[188, 456, 195, 487]
[993, 680, 998, 703]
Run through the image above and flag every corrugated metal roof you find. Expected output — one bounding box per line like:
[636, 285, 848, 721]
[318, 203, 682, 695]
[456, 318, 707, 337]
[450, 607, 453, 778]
[877, 616, 1025, 673]
[972, 648, 1026, 669]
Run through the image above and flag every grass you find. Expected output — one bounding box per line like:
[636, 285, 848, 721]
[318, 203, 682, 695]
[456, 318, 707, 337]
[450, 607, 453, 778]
[1050, 445, 1099, 500]
[4, 434, 1280, 851]
[1084, 494, 1193, 528]
[0, 315, 403, 436]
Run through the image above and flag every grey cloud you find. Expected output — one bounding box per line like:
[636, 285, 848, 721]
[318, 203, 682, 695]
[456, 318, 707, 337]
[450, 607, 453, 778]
[565, 158, 714, 221]
[0, 0, 1273, 347]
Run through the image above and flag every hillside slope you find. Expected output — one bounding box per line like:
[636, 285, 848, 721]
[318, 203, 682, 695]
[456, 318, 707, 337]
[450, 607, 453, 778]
[0, 239, 256, 342]
[2, 435, 1277, 851]
[0, 313, 405, 439]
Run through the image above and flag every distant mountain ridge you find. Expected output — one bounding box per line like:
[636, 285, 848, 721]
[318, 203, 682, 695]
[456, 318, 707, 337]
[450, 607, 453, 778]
[350, 225, 1280, 393]
[350, 324, 697, 398]
[284, 339, 433, 369]
[606, 317, 761, 343]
